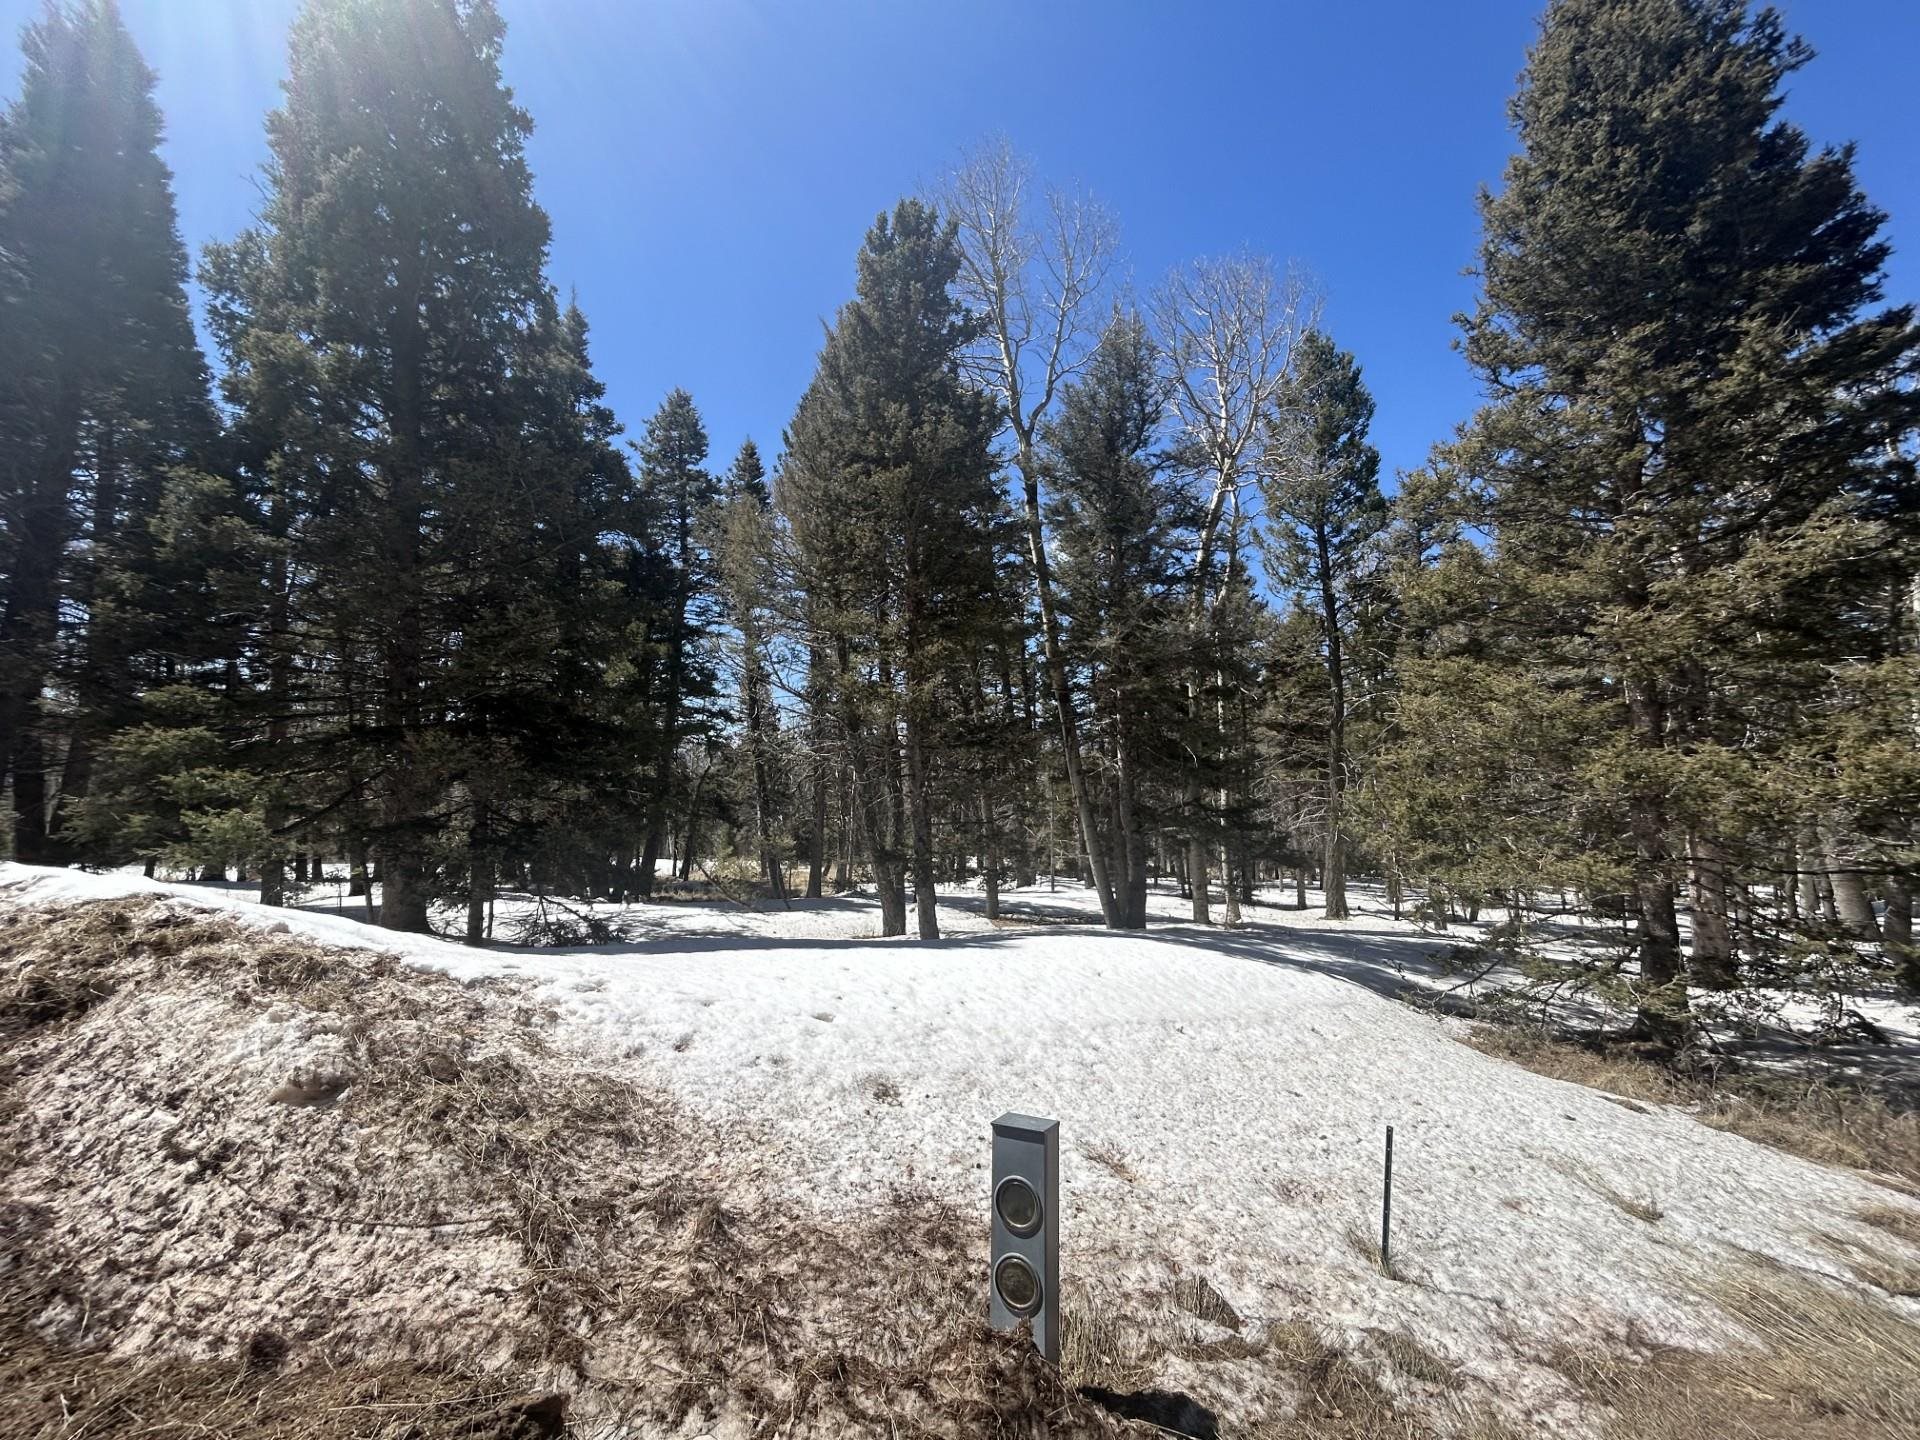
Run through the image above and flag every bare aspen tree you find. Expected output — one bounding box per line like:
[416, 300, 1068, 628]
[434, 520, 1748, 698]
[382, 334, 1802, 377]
[1154, 254, 1316, 923]
[944, 140, 1128, 925]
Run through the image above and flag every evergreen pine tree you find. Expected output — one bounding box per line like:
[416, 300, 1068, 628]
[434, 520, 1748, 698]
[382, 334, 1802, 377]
[1043, 308, 1195, 928]
[1259, 329, 1387, 920]
[630, 389, 721, 897]
[1432, 0, 1920, 1040]
[203, 0, 560, 930]
[0, 0, 214, 861]
[714, 438, 788, 899]
[779, 200, 1002, 939]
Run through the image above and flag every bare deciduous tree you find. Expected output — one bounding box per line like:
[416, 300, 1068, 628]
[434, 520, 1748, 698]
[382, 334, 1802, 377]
[1155, 254, 1318, 922]
[944, 138, 1131, 925]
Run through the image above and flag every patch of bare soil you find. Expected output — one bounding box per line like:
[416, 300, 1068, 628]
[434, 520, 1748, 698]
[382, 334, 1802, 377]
[0, 894, 1128, 1438]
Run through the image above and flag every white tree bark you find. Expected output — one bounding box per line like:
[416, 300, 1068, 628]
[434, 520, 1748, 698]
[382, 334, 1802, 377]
[1153, 254, 1317, 922]
[944, 140, 1129, 926]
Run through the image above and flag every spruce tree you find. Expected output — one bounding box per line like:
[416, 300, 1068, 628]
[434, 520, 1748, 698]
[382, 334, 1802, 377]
[0, 0, 213, 861]
[1043, 309, 1195, 927]
[441, 298, 635, 940]
[204, 0, 559, 931]
[1259, 329, 1387, 920]
[779, 200, 1002, 939]
[630, 389, 721, 897]
[714, 438, 787, 898]
[1435, 0, 1920, 1040]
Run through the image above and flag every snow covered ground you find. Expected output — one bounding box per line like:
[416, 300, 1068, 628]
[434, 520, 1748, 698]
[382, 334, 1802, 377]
[5, 861, 1919, 1432]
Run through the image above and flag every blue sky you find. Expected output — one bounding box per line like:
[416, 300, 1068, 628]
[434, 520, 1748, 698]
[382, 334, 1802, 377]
[5, 0, 1916, 483]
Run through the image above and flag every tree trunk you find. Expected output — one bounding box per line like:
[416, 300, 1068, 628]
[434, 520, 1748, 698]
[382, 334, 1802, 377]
[1318, 542, 1351, 920]
[874, 859, 907, 935]
[1886, 872, 1916, 993]
[981, 793, 1000, 923]
[806, 769, 826, 899]
[1687, 833, 1735, 988]
[904, 717, 938, 941]
[1822, 824, 1880, 940]
[637, 800, 667, 899]
[677, 760, 709, 884]
[259, 854, 287, 909]
[1795, 826, 1821, 923]
[0, 404, 80, 859]
[1114, 718, 1149, 930]
[380, 847, 433, 933]
[465, 846, 491, 946]
[10, 724, 50, 864]
[841, 645, 907, 937]
[1012, 445, 1120, 927]
[1187, 827, 1211, 924]
[1621, 677, 1688, 1045]
[1323, 828, 1348, 923]
[49, 730, 94, 859]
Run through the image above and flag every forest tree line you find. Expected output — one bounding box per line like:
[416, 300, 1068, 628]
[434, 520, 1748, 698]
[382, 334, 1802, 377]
[2, 0, 1916, 1043]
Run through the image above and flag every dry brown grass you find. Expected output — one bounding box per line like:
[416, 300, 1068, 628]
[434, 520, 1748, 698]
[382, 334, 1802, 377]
[1373, 1331, 1461, 1392]
[1466, 1024, 1690, 1106]
[1250, 1321, 1517, 1439]
[1814, 1231, 1920, 1298]
[1468, 1023, 1920, 1191]
[1553, 1159, 1665, 1223]
[0, 1305, 568, 1440]
[1063, 1292, 1517, 1440]
[1859, 1202, 1920, 1246]
[1, 895, 1134, 1439]
[1170, 1273, 1242, 1331]
[1538, 1253, 1920, 1440]
[1341, 1219, 1410, 1282]
[1060, 1299, 1159, 1395]
[1082, 1137, 1142, 1184]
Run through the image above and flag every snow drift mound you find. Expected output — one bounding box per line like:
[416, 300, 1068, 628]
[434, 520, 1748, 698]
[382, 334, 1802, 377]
[0, 891, 1122, 1439]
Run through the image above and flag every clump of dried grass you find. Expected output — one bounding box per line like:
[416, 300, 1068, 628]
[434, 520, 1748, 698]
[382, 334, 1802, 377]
[1061, 1298, 1161, 1395]
[1701, 1085, 1920, 1192]
[1468, 1023, 1920, 1190]
[1814, 1231, 1920, 1298]
[1066, 1270, 1521, 1439]
[1170, 1273, 1242, 1332]
[1553, 1159, 1664, 1224]
[1373, 1331, 1461, 1392]
[1710, 1255, 1920, 1435]
[1465, 1025, 1689, 1106]
[1858, 1203, 1920, 1246]
[1341, 1220, 1410, 1281]
[1541, 1254, 1920, 1440]
[1254, 1320, 1447, 1438]
[0, 1189, 568, 1440]
[1081, 1137, 1141, 1184]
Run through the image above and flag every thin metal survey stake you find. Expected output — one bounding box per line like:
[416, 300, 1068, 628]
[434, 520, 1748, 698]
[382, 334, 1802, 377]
[1381, 1125, 1395, 1272]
